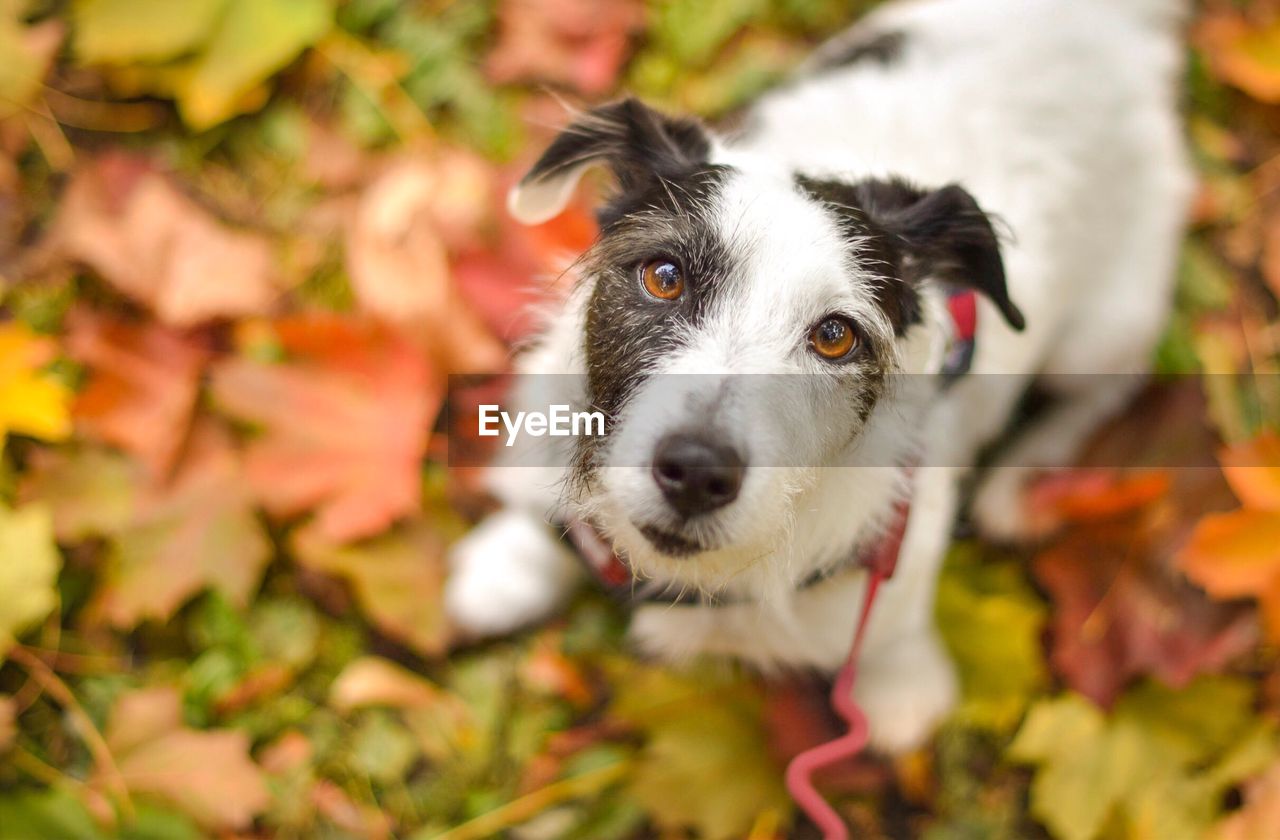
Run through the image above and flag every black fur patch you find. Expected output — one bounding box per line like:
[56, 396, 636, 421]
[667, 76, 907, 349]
[794, 175, 1024, 332]
[809, 29, 907, 72]
[574, 165, 737, 484]
[519, 98, 712, 199]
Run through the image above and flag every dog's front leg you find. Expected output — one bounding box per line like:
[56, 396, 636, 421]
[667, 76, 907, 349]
[445, 508, 583, 638]
[853, 468, 961, 753]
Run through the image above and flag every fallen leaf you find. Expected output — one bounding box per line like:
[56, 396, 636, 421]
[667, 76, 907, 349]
[57, 154, 279, 327]
[311, 780, 393, 840]
[72, 0, 228, 64]
[293, 522, 450, 657]
[486, 0, 643, 94]
[0, 504, 62, 660]
[610, 663, 791, 840]
[177, 0, 332, 128]
[65, 309, 208, 477]
[1034, 470, 1255, 706]
[212, 315, 438, 543]
[1011, 678, 1268, 840]
[1180, 434, 1280, 642]
[98, 686, 271, 831]
[0, 322, 72, 449]
[345, 156, 507, 374]
[20, 446, 140, 542]
[331, 656, 450, 713]
[1196, 13, 1280, 104]
[935, 545, 1047, 731]
[91, 422, 271, 628]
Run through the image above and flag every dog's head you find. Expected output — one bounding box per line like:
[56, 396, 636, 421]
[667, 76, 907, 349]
[511, 99, 1024, 585]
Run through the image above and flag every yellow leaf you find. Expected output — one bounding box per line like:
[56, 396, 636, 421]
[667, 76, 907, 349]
[0, 324, 72, 449]
[1219, 434, 1280, 512]
[72, 0, 228, 64]
[1179, 510, 1280, 600]
[0, 503, 62, 660]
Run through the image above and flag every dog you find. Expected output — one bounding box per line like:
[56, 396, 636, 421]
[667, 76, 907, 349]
[446, 0, 1192, 752]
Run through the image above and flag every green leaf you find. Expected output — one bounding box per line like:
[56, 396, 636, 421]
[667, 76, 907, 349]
[610, 664, 791, 840]
[72, 0, 229, 64]
[936, 545, 1047, 731]
[1010, 678, 1269, 840]
[0, 503, 62, 659]
[0, 788, 104, 840]
[175, 0, 333, 129]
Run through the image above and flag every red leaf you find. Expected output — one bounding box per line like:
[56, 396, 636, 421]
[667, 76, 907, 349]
[212, 315, 439, 543]
[56, 153, 279, 326]
[66, 309, 209, 477]
[486, 0, 644, 94]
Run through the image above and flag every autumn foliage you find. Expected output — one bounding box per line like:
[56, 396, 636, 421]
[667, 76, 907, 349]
[2, 1, 1280, 838]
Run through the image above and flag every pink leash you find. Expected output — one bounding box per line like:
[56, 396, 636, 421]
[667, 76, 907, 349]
[784, 494, 910, 840]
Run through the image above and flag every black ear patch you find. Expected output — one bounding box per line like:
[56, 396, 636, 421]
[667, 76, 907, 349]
[509, 98, 712, 224]
[797, 176, 1025, 332]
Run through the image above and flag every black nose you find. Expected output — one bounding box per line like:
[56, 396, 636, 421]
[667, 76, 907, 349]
[651, 433, 745, 518]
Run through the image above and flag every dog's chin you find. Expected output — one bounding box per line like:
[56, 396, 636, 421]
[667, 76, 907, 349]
[637, 524, 705, 558]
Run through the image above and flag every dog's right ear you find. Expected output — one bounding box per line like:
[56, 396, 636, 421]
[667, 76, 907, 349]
[508, 98, 712, 225]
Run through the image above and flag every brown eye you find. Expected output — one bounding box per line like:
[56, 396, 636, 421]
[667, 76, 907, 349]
[641, 259, 684, 300]
[809, 316, 858, 360]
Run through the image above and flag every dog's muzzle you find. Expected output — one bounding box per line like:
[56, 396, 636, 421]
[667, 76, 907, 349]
[650, 431, 745, 519]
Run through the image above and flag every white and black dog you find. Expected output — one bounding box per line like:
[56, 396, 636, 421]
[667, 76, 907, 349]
[447, 0, 1192, 751]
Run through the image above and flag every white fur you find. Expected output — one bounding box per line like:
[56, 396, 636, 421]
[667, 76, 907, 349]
[447, 0, 1191, 752]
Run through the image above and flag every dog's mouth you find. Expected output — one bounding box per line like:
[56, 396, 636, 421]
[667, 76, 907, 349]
[637, 524, 704, 557]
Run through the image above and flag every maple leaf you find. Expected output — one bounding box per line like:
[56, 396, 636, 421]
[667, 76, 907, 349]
[292, 522, 450, 657]
[330, 656, 451, 713]
[56, 153, 279, 326]
[1180, 434, 1280, 642]
[96, 686, 271, 831]
[19, 446, 139, 542]
[486, 0, 643, 94]
[1033, 469, 1256, 706]
[345, 155, 507, 375]
[90, 421, 271, 628]
[0, 322, 72, 449]
[609, 663, 791, 840]
[65, 309, 209, 477]
[0, 504, 61, 660]
[1010, 679, 1273, 840]
[1195, 13, 1280, 104]
[212, 315, 439, 543]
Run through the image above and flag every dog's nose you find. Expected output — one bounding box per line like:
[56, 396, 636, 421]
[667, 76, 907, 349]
[651, 433, 745, 518]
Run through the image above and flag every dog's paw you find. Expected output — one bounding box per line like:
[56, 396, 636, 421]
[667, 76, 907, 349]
[854, 632, 958, 754]
[971, 466, 1041, 544]
[445, 510, 576, 638]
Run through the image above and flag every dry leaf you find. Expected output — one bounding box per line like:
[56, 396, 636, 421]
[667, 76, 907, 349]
[486, 0, 643, 94]
[330, 656, 448, 713]
[65, 309, 209, 477]
[99, 686, 271, 831]
[212, 315, 439, 543]
[57, 153, 279, 326]
[0, 322, 72, 449]
[91, 422, 271, 628]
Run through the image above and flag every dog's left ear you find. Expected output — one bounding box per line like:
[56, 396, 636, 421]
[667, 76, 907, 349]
[508, 98, 712, 225]
[852, 178, 1025, 331]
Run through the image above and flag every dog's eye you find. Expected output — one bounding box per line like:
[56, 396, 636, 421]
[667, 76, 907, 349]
[640, 259, 684, 301]
[809, 316, 859, 360]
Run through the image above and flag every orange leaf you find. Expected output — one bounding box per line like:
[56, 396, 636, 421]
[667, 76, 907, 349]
[212, 315, 439, 543]
[1027, 469, 1171, 524]
[57, 153, 280, 326]
[66, 309, 209, 477]
[1178, 509, 1280, 599]
[98, 687, 271, 831]
[1196, 14, 1280, 103]
[1219, 433, 1280, 511]
[345, 156, 506, 375]
[91, 422, 271, 628]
